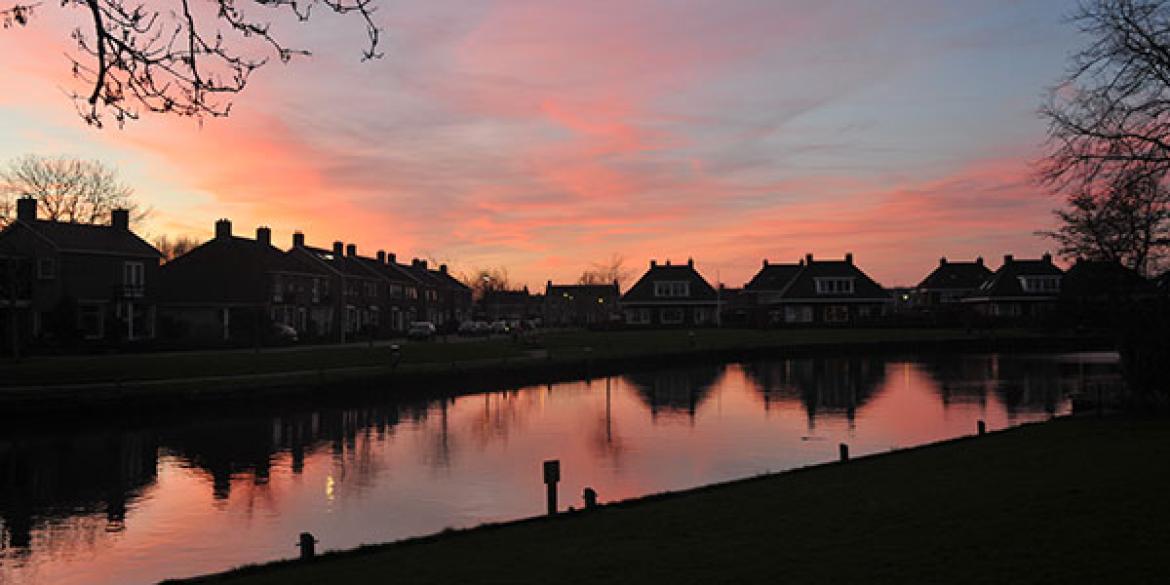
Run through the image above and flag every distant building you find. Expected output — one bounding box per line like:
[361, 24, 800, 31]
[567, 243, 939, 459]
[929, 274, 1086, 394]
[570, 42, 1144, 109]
[1059, 259, 1157, 325]
[963, 254, 1064, 320]
[915, 257, 992, 307]
[543, 281, 621, 327]
[743, 253, 890, 326]
[621, 259, 719, 327]
[0, 197, 161, 347]
[159, 221, 334, 343]
[480, 287, 541, 322]
[288, 239, 387, 341]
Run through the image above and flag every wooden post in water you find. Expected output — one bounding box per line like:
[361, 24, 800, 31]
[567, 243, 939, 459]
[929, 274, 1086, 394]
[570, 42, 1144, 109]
[977, 420, 986, 436]
[298, 532, 317, 560]
[839, 443, 849, 462]
[543, 459, 560, 515]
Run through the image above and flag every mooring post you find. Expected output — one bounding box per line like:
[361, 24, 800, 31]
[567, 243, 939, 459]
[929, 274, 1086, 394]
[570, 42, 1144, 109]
[543, 459, 560, 515]
[298, 532, 317, 560]
[839, 443, 849, 462]
[583, 487, 598, 510]
[977, 420, 986, 436]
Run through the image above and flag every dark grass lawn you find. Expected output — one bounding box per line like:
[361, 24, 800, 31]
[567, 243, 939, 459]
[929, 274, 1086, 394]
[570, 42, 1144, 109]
[175, 416, 1169, 585]
[0, 328, 1068, 387]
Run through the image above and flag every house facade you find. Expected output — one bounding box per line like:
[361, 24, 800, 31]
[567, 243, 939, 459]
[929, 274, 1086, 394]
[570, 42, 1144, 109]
[963, 254, 1065, 320]
[621, 259, 719, 327]
[0, 197, 161, 349]
[745, 253, 890, 326]
[915, 257, 992, 308]
[159, 221, 335, 343]
[543, 281, 621, 327]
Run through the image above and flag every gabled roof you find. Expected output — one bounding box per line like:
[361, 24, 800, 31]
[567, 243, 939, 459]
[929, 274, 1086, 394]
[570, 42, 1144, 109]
[161, 236, 327, 303]
[431, 267, 471, 292]
[773, 255, 889, 302]
[970, 255, 1064, 299]
[399, 261, 443, 289]
[295, 245, 380, 279]
[1060, 259, 1155, 300]
[621, 260, 717, 303]
[350, 255, 422, 285]
[744, 262, 803, 291]
[8, 219, 160, 258]
[917, 258, 992, 291]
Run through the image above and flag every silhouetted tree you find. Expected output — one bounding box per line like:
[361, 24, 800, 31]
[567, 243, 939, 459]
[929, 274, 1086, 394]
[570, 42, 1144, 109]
[1039, 172, 1170, 275]
[0, 0, 381, 127]
[153, 234, 202, 263]
[578, 253, 632, 287]
[0, 155, 146, 227]
[460, 266, 512, 301]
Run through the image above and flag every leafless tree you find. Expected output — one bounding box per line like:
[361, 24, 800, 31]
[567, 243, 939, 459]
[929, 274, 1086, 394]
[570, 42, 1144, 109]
[1039, 171, 1170, 275]
[1, 0, 381, 127]
[153, 233, 202, 262]
[0, 154, 147, 227]
[578, 253, 632, 287]
[459, 266, 513, 301]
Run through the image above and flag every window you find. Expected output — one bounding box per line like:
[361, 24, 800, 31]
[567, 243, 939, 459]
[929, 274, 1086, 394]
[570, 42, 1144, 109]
[824, 305, 849, 323]
[272, 275, 284, 302]
[1018, 275, 1061, 293]
[858, 305, 873, 318]
[407, 287, 418, 300]
[626, 308, 651, 324]
[389, 284, 404, 299]
[365, 281, 379, 297]
[784, 306, 813, 323]
[654, 281, 690, 298]
[814, 277, 854, 295]
[660, 308, 684, 324]
[426, 289, 438, 301]
[694, 307, 712, 324]
[78, 304, 103, 339]
[37, 257, 55, 280]
[123, 261, 144, 297]
[311, 279, 321, 303]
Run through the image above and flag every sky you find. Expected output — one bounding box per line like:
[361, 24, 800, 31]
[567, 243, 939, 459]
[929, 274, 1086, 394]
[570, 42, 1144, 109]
[0, 0, 1085, 288]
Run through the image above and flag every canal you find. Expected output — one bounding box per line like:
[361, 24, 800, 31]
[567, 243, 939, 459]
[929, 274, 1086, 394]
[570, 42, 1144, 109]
[0, 350, 1123, 584]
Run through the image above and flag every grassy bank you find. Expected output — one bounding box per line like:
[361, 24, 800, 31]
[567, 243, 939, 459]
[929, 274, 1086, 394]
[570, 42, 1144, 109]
[174, 415, 1169, 585]
[0, 328, 1110, 415]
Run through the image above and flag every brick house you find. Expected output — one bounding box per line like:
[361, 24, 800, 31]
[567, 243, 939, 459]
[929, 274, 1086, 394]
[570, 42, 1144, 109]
[746, 253, 890, 326]
[480, 287, 542, 322]
[914, 257, 992, 308]
[350, 250, 426, 335]
[543, 281, 621, 327]
[158, 221, 335, 343]
[962, 254, 1065, 320]
[621, 259, 719, 327]
[428, 263, 473, 328]
[289, 238, 386, 341]
[0, 197, 161, 348]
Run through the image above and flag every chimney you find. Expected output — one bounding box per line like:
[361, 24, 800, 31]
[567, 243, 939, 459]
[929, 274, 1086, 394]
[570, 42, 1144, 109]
[939, 257, 948, 266]
[332, 241, 343, 257]
[650, 259, 657, 268]
[418, 259, 428, 270]
[377, 250, 386, 263]
[256, 226, 271, 246]
[110, 208, 129, 231]
[346, 243, 357, 257]
[388, 252, 397, 264]
[687, 257, 694, 268]
[845, 252, 853, 265]
[1042, 252, 1053, 264]
[1003, 254, 1014, 265]
[440, 264, 448, 274]
[215, 218, 232, 240]
[665, 259, 672, 266]
[292, 231, 305, 248]
[763, 259, 769, 267]
[976, 256, 984, 266]
[805, 253, 814, 265]
[16, 197, 36, 221]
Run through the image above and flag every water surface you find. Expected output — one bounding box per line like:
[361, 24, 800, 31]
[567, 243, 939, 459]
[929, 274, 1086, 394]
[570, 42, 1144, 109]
[0, 351, 1122, 584]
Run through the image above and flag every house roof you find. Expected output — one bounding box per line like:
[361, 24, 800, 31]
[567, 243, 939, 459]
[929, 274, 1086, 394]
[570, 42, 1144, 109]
[970, 255, 1064, 299]
[916, 258, 992, 291]
[350, 255, 422, 285]
[12, 219, 161, 258]
[296, 245, 381, 279]
[773, 256, 889, 302]
[744, 262, 803, 291]
[161, 236, 327, 303]
[431, 267, 472, 292]
[1059, 259, 1155, 300]
[621, 261, 717, 303]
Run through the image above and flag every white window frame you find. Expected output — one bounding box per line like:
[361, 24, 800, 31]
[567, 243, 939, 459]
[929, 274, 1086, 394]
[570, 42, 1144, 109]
[626, 308, 651, 324]
[814, 277, 855, 295]
[784, 306, 813, 323]
[653, 281, 690, 298]
[660, 308, 684, 324]
[824, 305, 849, 323]
[1018, 275, 1061, 293]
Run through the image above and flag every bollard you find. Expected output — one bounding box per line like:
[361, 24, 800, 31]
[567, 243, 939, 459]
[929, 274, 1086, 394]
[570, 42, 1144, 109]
[839, 443, 849, 462]
[543, 460, 560, 515]
[583, 487, 598, 510]
[298, 532, 317, 560]
[977, 420, 986, 436]
[389, 344, 402, 372]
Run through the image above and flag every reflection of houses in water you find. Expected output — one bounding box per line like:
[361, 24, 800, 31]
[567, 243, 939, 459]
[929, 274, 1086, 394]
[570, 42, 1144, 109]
[623, 365, 724, 419]
[741, 357, 887, 428]
[917, 353, 1123, 416]
[0, 429, 158, 551]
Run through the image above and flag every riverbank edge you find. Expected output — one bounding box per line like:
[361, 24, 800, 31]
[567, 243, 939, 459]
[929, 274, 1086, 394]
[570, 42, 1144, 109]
[0, 332, 1112, 417]
[166, 413, 1120, 584]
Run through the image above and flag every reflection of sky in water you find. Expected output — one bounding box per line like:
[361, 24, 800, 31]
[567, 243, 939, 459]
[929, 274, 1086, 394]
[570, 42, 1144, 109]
[0, 352, 1121, 585]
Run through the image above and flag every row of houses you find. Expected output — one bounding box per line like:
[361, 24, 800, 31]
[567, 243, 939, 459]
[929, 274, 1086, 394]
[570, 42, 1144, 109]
[0, 199, 471, 348]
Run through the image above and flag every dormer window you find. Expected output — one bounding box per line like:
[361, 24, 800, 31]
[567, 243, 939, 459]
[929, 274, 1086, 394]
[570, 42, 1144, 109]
[814, 277, 854, 295]
[654, 281, 690, 297]
[1018, 275, 1060, 293]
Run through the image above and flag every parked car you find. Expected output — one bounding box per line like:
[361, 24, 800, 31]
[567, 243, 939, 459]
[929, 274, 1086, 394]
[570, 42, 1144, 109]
[473, 321, 492, 335]
[270, 323, 299, 344]
[407, 321, 437, 340]
[490, 320, 511, 334]
[458, 321, 478, 335]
